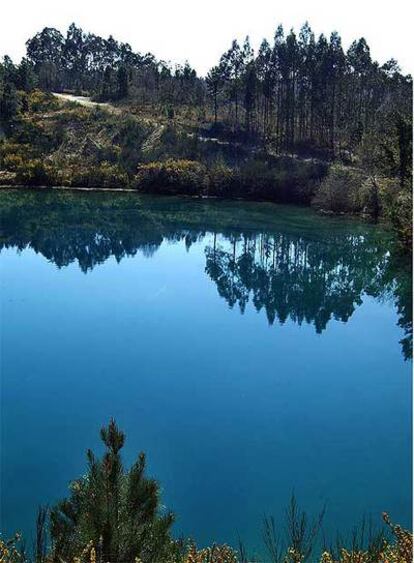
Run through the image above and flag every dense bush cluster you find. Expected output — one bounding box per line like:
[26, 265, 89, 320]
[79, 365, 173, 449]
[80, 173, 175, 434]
[133, 157, 327, 202]
[0, 151, 128, 188]
[312, 165, 372, 214]
[135, 159, 208, 195]
[388, 190, 413, 250]
[312, 165, 412, 250]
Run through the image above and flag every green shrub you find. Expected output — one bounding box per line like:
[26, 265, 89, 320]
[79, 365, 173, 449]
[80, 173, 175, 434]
[312, 165, 369, 213]
[389, 190, 412, 250]
[3, 153, 24, 171]
[0, 141, 36, 164]
[28, 89, 59, 113]
[49, 420, 177, 563]
[208, 162, 239, 197]
[208, 158, 326, 203]
[55, 105, 90, 124]
[83, 161, 129, 188]
[53, 161, 129, 188]
[135, 159, 208, 195]
[12, 158, 52, 185]
[5, 156, 128, 189]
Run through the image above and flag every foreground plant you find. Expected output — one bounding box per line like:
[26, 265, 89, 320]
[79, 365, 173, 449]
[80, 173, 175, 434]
[317, 513, 412, 563]
[49, 419, 178, 563]
[2, 421, 412, 563]
[0, 535, 24, 563]
[184, 544, 238, 563]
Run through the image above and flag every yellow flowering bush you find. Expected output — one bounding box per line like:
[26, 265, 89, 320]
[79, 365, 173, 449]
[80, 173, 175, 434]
[0, 534, 23, 563]
[184, 544, 238, 563]
[315, 514, 412, 562]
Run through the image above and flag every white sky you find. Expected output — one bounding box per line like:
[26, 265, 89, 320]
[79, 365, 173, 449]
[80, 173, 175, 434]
[1, 0, 413, 76]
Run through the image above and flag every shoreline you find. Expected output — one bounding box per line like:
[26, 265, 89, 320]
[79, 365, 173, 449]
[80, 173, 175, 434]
[0, 183, 382, 221]
[0, 184, 139, 193]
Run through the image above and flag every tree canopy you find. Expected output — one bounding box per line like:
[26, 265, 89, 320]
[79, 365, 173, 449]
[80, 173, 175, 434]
[0, 21, 411, 165]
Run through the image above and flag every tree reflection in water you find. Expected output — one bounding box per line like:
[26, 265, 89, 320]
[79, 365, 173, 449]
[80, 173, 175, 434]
[0, 189, 411, 359]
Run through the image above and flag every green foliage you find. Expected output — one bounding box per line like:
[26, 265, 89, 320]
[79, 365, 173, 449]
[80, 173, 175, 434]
[13, 21, 411, 158]
[207, 161, 239, 196]
[117, 66, 129, 99]
[0, 82, 20, 119]
[206, 67, 223, 125]
[389, 190, 413, 251]
[313, 164, 412, 252]
[0, 22, 411, 252]
[135, 159, 208, 194]
[240, 158, 326, 202]
[183, 544, 238, 562]
[0, 534, 25, 563]
[356, 111, 413, 186]
[0, 415, 413, 562]
[0, 146, 128, 187]
[50, 419, 177, 563]
[312, 165, 370, 214]
[14, 158, 50, 184]
[133, 156, 326, 202]
[27, 89, 59, 112]
[55, 161, 129, 188]
[0, 56, 38, 120]
[111, 116, 152, 172]
[140, 125, 202, 163]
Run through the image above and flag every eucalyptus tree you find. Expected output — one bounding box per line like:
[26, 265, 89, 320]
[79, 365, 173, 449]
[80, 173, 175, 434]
[26, 27, 64, 90]
[14, 20, 414, 166]
[117, 65, 129, 99]
[219, 39, 246, 127]
[256, 38, 274, 139]
[206, 65, 224, 125]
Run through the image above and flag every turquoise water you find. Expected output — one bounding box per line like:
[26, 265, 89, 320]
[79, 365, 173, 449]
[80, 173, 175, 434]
[0, 190, 412, 552]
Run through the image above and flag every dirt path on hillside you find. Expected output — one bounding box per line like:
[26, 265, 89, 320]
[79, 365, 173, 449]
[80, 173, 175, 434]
[53, 92, 118, 112]
[51, 93, 327, 163]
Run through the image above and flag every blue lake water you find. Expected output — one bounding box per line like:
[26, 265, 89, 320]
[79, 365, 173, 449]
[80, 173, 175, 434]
[0, 190, 412, 553]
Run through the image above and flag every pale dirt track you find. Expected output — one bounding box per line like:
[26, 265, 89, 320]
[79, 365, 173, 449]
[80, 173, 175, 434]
[52, 92, 118, 112]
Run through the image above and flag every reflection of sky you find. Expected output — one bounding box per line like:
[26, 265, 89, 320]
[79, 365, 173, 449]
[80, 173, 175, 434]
[1, 239, 411, 554]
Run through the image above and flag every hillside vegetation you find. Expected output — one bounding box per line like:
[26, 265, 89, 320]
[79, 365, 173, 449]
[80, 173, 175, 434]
[0, 23, 412, 250]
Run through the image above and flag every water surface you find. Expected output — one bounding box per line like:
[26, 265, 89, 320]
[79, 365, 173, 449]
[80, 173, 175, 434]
[0, 190, 412, 552]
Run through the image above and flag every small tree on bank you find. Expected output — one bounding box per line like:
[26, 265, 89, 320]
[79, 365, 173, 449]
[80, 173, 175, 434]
[49, 419, 176, 563]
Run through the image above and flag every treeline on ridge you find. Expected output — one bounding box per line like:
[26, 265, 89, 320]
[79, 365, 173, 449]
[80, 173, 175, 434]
[0, 23, 412, 250]
[1, 21, 412, 160]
